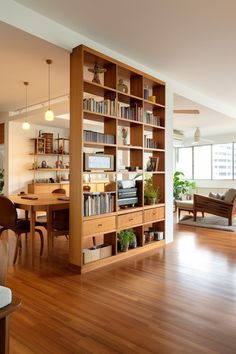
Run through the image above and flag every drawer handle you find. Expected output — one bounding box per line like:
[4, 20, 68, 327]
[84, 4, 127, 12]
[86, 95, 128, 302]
[129, 218, 134, 221]
[152, 212, 156, 216]
[98, 224, 103, 227]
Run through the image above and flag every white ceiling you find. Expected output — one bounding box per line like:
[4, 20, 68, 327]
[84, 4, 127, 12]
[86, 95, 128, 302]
[174, 94, 236, 139]
[1, 1, 236, 134]
[0, 20, 69, 113]
[14, 0, 236, 111]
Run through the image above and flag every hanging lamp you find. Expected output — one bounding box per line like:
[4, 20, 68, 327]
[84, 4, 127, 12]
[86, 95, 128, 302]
[22, 81, 30, 130]
[45, 59, 54, 121]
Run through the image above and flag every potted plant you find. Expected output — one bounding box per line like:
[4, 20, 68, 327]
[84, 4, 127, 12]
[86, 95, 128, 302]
[173, 171, 196, 200]
[118, 229, 137, 252]
[144, 177, 160, 205]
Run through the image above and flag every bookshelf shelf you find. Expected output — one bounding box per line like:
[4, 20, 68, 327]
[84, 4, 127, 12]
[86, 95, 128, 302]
[83, 79, 117, 96]
[83, 141, 116, 148]
[70, 45, 166, 273]
[143, 99, 165, 108]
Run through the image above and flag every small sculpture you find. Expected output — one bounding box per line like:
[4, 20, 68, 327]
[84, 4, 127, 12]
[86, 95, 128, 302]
[88, 63, 107, 85]
[117, 79, 128, 93]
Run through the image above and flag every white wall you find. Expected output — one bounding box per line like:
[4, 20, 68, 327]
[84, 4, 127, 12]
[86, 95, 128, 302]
[7, 121, 69, 194]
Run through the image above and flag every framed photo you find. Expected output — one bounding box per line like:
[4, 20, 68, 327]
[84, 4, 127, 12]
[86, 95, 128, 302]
[147, 157, 159, 171]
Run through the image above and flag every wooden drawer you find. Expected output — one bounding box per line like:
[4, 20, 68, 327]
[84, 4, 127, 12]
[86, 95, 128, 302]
[83, 216, 116, 237]
[118, 211, 143, 229]
[144, 207, 165, 223]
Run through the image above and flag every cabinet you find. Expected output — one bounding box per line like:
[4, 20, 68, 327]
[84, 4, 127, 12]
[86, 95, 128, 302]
[70, 45, 166, 273]
[28, 135, 70, 193]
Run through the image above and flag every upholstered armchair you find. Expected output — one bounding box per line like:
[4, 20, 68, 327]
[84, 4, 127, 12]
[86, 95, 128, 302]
[193, 189, 236, 226]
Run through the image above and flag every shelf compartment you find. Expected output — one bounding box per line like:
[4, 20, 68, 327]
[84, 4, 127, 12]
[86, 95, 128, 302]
[83, 110, 117, 122]
[118, 117, 143, 126]
[83, 80, 116, 97]
[83, 141, 116, 148]
[29, 168, 69, 172]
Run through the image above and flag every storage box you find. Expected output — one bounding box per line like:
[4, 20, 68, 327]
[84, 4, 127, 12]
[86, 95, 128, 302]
[83, 244, 112, 264]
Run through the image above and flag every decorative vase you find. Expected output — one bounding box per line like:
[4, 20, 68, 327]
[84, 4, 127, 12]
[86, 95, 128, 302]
[123, 138, 128, 145]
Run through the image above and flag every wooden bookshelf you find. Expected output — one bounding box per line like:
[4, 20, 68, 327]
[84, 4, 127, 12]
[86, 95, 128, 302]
[70, 45, 166, 273]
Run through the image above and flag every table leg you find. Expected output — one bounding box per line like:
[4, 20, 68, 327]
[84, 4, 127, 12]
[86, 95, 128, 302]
[29, 208, 36, 265]
[47, 206, 53, 257]
[0, 316, 9, 354]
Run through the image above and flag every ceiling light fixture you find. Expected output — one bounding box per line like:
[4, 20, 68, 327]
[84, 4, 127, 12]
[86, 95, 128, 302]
[22, 81, 30, 130]
[45, 59, 54, 121]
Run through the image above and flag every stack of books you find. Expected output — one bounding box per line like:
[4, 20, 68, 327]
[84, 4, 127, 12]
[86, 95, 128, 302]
[143, 112, 161, 126]
[117, 102, 143, 122]
[83, 98, 117, 116]
[83, 192, 115, 216]
[83, 130, 115, 144]
[144, 136, 158, 149]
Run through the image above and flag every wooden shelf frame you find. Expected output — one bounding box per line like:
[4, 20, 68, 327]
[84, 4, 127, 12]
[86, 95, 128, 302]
[70, 44, 166, 273]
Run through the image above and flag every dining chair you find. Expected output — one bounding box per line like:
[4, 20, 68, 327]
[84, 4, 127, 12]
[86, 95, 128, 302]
[37, 207, 69, 254]
[0, 196, 44, 264]
[0, 239, 8, 285]
[52, 188, 66, 194]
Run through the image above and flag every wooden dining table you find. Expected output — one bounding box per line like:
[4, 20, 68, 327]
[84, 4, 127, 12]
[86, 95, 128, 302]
[9, 194, 70, 263]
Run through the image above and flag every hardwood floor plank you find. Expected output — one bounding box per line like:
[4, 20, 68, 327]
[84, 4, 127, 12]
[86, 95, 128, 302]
[4, 221, 236, 353]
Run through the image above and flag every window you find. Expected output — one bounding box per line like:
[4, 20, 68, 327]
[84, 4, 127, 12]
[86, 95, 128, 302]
[212, 143, 233, 179]
[176, 147, 192, 179]
[193, 145, 212, 179]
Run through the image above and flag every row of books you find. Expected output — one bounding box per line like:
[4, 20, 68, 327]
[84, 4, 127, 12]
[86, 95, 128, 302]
[83, 192, 115, 216]
[117, 103, 143, 122]
[84, 130, 115, 144]
[143, 112, 161, 126]
[144, 136, 159, 149]
[83, 98, 117, 116]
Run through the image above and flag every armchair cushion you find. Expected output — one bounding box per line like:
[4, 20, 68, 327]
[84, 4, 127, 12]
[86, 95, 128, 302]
[209, 192, 224, 200]
[223, 189, 236, 203]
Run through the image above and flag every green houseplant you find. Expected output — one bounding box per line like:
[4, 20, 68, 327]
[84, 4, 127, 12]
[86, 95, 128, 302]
[118, 229, 137, 252]
[144, 177, 160, 205]
[173, 171, 196, 200]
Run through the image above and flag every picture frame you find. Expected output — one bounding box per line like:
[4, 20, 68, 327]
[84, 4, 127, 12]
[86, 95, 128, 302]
[147, 157, 159, 171]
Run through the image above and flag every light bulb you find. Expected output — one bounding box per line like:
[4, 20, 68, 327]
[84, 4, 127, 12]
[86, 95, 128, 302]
[22, 121, 30, 130]
[45, 109, 54, 121]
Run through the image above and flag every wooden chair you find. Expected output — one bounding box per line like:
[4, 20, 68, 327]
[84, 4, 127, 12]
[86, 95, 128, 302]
[0, 196, 44, 264]
[194, 193, 236, 226]
[52, 188, 66, 194]
[0, 239, 8, 285]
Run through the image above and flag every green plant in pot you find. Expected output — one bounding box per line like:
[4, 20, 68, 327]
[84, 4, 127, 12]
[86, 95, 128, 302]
[173, 171, 196, 200]
[144, 177, 160, 205]
[118, 229, 137, 252]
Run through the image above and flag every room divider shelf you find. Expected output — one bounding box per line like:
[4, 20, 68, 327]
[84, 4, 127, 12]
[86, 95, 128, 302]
[70, 44, 166, 273]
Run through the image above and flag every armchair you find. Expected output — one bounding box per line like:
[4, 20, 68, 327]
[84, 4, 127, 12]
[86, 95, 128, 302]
[193, 189, 236, 226]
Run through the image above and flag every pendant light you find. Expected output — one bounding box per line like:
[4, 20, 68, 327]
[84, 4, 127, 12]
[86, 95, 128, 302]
[22, 81, 30, 130]
[45, 59, 54, 121]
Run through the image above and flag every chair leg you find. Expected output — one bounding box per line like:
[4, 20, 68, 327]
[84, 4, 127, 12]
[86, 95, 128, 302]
[35, 228, 44, 256]
[202, 212, 204, 218]
[178, 208, 181, 220]
[229, 216, 232, 226]
[193, 210, 197, 221]
[13, 234, 21, 264]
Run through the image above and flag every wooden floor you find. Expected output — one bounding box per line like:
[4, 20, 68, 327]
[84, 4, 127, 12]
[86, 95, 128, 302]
[4, 217, 236, 354]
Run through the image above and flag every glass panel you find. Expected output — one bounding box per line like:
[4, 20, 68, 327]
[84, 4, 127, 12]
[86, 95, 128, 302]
[176, 147, 192, 179]
[212, 143, 233, 180]
[194, 145, 211, 179]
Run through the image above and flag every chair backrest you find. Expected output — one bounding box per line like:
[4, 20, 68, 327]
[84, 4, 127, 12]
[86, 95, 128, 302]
[52, 188, 66, 195]
[52, 208, 69, 231]
[0, 239, 9, 285]
[0, 196, 17, 228]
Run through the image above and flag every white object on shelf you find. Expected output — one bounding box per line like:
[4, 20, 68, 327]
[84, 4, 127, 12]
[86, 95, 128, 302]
[0, 286, 12, 308]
